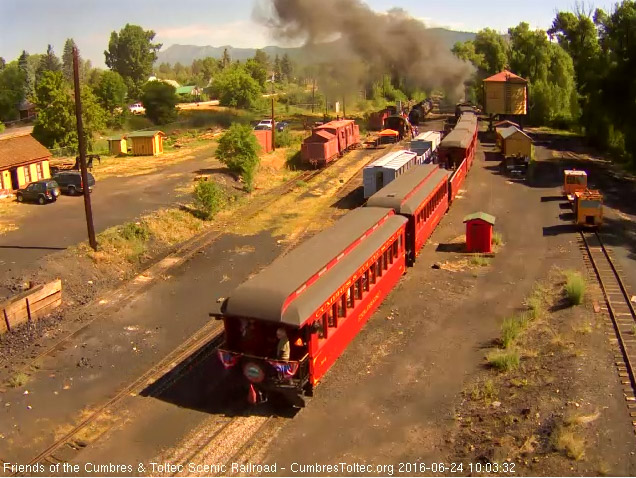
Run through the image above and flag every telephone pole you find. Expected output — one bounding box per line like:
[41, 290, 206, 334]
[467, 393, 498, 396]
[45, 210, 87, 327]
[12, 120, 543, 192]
[72, 46, 97, 251]
[271, 97, 275, 152]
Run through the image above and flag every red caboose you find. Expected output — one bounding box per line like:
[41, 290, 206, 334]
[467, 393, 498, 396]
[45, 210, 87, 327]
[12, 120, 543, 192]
[367, 164, 449, 265]
[301, 130, 339, 166]
[214, 207, 408, 406]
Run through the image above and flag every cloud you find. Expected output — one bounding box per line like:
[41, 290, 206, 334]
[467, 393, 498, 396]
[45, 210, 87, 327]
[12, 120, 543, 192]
[156, 20, 276, 47]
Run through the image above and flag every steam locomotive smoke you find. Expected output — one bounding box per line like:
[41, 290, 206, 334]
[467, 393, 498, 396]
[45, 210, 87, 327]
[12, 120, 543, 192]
[256, 0, 474, 98]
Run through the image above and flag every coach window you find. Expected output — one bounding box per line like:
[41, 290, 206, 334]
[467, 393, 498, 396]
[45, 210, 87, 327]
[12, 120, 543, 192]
[347, 285, 355, 308]
[355, 278, 362, 300]
[318, 314, 327, 339]
[384, 250, 389, 269]
[363, 270, 370, 292]
[330, 304, 338, 328]
[339, 296, 346, 318]
[376, 257, 383, 277]
[393, 240, 398, 259]
[370, 264, 377, 284]
[398, 234, 403, 251]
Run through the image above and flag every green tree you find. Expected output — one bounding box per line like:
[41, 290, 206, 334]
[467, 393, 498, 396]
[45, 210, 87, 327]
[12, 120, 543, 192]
[18, 50, 34, 99]
[0, 57, 5, 70]
[105, 24, 162, 99]
[473, 29, 509, 74]
[209, 64, 261, 109]
[141, 81, 178, 124]
[32, 71, 105, 150]
[221, 48, 231, 69]
[273, 54, 282, 82]
[94, 70, 128, 126]
[244, 59, 267, 88]
[215, 123, 260, 192]
[0, 64, 26, 121]
[253, 49, 270, 70]
[62, 38, 77, 82]
[0, 121, 4, 133]
[281, 53, 293, 81]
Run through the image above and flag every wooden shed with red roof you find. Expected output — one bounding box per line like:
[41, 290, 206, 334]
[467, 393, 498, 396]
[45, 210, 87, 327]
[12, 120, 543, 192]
[483, 70, 528, 116]
[0, 133, 52, 194]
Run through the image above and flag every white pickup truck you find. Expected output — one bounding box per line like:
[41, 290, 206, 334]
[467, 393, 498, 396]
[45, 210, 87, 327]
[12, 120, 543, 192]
[129, 103, 146, 115]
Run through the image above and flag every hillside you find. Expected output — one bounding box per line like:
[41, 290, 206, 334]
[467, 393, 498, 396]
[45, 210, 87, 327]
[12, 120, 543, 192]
[155, 28, 476, 65]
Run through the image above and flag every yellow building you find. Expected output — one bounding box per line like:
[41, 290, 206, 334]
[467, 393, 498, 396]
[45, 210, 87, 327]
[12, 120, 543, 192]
[499, 126, 533, 158]
[126, 131, 165, 156]
[483, 70, 528, 116]
[0, 133, 51, 192]
[107, 135, 128, 155]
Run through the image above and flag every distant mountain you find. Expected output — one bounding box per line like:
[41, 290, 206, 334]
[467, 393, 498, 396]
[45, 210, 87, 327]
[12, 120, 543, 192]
[155, 28, 476, 65]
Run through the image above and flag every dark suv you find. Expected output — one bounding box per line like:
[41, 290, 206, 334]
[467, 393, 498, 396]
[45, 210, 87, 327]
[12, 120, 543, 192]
[52, 171, 96, 195]
[16, 180, 60, 205]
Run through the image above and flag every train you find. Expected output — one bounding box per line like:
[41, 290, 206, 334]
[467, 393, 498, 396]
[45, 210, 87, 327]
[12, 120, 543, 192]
[212, 112, 479, 407]
[563, 170, 603, 227]
[408, 98, 434, 126]
[300, 119, 361, 167]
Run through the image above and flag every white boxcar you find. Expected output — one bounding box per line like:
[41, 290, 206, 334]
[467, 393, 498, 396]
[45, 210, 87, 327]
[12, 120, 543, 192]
[410, 131, 442, 163]
[363, 150, 418, 198]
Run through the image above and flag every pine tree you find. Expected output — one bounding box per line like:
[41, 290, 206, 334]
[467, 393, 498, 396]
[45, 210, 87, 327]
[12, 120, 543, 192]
[281, 53, 293, 82]
[273, 54, 282, 82]
[221, 48, 231, 69]
[62, 38, 77, 82]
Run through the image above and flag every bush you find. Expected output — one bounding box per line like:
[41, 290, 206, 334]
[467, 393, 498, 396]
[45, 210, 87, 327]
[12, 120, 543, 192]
[486, 349, 520, 372]
[0, 121, 4, 133]
[492, 232, 504, 246]
[275, 128, 301, 148]
[120, 222, 150, 241]
[209, 65, 261, 109]
[193, 180, 225, 220]
[564, 271, 585, 306]
[215, 123, 260, 192]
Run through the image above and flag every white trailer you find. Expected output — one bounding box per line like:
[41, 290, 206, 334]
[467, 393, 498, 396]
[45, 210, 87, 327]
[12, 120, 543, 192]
[363, 150, 418, 198]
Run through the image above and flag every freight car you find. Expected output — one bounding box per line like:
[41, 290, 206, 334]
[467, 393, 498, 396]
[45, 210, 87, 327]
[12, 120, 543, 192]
[300, 119, 361, 167]
[213, 113, 478, 407]
[363, 150, 419, 199]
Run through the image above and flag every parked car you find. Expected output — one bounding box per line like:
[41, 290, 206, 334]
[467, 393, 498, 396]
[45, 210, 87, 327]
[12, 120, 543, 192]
[16, 180, 60, 205]
[254, 124, 271, 131]
[276, 121, 289, 132]
[129, 103, 145, 115]
[53, 171, 95, 195]
[256, 119, 274, 128]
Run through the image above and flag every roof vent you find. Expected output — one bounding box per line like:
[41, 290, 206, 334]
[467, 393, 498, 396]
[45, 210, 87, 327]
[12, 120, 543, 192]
[387, 194, 396, 197]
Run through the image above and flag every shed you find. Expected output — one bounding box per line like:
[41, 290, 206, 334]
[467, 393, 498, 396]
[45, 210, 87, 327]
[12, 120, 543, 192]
[107, 135, 127, 156]
[499, 126, 532, 158]
[483, 70, 528, 116]
[464, 212, 496, 254]
[126, 131, 165, 156]
[0, 133, 51, 191]
[253, 129, 273, 154]
[18, 100, 36, 120]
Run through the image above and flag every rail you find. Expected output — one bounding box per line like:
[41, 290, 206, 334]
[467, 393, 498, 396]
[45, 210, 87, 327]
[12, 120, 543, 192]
[580, 231, 636, 409]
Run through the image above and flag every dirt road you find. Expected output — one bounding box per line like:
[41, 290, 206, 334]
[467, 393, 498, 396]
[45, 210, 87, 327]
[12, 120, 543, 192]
[0, 145, 219, 277]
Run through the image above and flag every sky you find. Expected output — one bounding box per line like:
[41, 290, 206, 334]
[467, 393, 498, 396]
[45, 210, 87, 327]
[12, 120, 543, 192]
[0, 0, 613, 67]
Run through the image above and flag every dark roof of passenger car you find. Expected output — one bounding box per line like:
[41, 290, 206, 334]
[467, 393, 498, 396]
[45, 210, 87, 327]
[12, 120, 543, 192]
[222, 207, 398, 326]
[367, 164, 448, 214]
[439, 128, 472, 149]
[365, 164, 438, 211]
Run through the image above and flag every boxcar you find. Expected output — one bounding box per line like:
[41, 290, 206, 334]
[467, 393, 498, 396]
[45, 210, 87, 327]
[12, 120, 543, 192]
[363, 150, 419, 198]
[410, 131, 442, 162]
[314, 119, 360, 155]
[301, 130, 340, 166]
[366, 164, 449, 265]
[214, 207, 408, 406]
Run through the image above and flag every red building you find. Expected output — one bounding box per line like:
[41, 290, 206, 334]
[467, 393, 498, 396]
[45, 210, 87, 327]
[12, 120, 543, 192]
[464, 212, 496, 253]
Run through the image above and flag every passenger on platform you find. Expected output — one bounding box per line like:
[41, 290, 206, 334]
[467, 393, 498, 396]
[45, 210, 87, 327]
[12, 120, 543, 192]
[276, 328, 290, 361]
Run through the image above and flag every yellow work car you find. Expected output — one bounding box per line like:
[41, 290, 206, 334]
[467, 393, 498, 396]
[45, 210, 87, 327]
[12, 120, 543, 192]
[563, 170, 588, 199]
[573, 190, 603, 227]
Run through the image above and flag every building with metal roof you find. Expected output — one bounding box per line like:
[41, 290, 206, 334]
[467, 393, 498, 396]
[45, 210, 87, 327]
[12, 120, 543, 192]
[363, 150, 419, 198]
[222, 208, 404, 326]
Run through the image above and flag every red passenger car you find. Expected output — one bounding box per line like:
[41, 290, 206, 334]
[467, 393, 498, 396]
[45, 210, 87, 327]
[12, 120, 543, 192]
[366, 164, 449, 265]
[214, 207, 408, 406]
[438, 113, 478, 201]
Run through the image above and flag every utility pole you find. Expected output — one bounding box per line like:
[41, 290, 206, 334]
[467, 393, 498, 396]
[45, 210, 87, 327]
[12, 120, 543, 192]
[271, 97, 275, 152]
[72, 46, 97, 251]
[311, 79, 316, 113]
[342, 96, 346, 119]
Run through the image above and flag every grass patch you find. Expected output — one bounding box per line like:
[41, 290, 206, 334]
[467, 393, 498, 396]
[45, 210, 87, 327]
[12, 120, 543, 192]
[564, 270, 585, 306]
[486, 348, 521, 372]
[470, 254, 491, 267]
[552, 425, 585, 460]
[296, 180, 308, 188]
[491, 232, 504, 246]
[7, 372, 29, 388]
[501, 314, 529, 348]
[144, 209, 206, 245]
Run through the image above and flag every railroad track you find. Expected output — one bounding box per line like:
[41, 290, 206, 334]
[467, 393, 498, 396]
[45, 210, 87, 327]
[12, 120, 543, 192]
[12, 320, 224, 475]
[579, 230, 636, 430]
